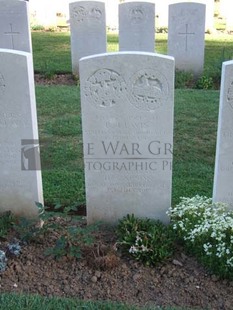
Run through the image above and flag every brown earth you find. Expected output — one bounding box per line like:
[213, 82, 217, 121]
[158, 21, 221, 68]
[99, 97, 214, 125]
[34, 74, 78, 86]
[0, 215, 233, 310]
[1, 75, 230, 309]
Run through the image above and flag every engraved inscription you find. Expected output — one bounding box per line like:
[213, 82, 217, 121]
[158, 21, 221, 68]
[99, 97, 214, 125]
[222, 128, 233, 138]
[0, 144, 20, 164]
[4, 23, 20, 49]
[128, 69, 169, 111]
[227, 81, 233, 109]
[0, 179, 24, 192]
[0, 112, 31, 128]
[72, 5, 102, 23]
[220, 161, 233, 172]
[129, 6, 146, 24]
[102, 178, 169, 194]
[178, 24, 195, 52]
[84, 69, 126, 108]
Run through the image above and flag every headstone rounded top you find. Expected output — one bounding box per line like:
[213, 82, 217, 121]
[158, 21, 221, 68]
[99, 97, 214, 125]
[169, 2, 206, 8]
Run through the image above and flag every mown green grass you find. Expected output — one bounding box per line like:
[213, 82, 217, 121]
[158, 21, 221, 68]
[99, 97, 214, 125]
[35, 86, 220, 207]
[36, 86, 84, 205]
[173, 89, 219, 203]
[204, 34, 233, 76]
[32, 32, 71, 73]
[0, 293, 194, 310]
[32, 32, 233, 77]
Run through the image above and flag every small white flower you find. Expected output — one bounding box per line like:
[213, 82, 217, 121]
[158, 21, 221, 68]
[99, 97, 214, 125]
[129, 246, 138, 254]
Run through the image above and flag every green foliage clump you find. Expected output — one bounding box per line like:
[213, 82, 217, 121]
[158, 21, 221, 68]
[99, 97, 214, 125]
[117, 214, 174, 266]
[31, 25, 45, 31]
[196, 75, 214, 89]
[168, 195, 233, 279]
[12, 202, 98, 260]
[0, 250, 7, 272]
[12, 202, 45, 242]
[43, 203, 98, 259]
[0, 211, 14, 238]
[156, 27, 168, 33]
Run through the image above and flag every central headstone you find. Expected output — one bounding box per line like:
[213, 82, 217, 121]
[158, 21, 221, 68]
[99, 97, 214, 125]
[119, 2, 155, 52]
[69, 1, 107, 75]
[0, 0, 32, 53]
[213, 60, 233, 208]
[168, 2, 206, 77]
[79, 52, 174, 224]
[0, 49, 43, 217]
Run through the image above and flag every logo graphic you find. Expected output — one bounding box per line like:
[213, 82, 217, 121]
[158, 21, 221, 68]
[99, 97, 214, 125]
[21, 139, 41, 171]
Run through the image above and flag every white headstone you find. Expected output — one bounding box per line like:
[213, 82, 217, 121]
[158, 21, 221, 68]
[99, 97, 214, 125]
[119, 2, 155, 52]
[168, 2, 206, 77]
[69, 1, 107, 75]
[0, 0, 32, 53]
[220, 0, 233, 31]
[30, 0, 58, 28]
[213, 60, 233, 207]
[155, 0, 213, 31]
[0, 49, 43, 217]
[79, 52, 174, 224]
[105, 0, 118, 31]
[203, 0, 214, 32]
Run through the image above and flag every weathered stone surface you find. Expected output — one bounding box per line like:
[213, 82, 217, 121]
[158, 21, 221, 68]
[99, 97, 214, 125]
[79, 52, 174, 224]
[0, 49, 43, 217]
[168, 2, 205, 77]
[119, 2, 155, 52]
[213, 60, 233, 208]
[69, 1, 107, 75]
[0, 0, 32, 52]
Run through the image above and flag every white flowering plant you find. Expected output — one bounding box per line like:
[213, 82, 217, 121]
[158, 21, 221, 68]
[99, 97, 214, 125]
[0, 250, 7, 272]
[167, 195, 233, 279]
[117, 214, 174, 266]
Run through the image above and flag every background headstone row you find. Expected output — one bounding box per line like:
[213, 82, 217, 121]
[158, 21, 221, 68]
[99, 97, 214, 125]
[69, 1, 206, 77]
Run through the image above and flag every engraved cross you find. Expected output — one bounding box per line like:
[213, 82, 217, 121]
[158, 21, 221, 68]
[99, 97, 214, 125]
[4, 23, 20, 49]
[178, 24, 195, 52]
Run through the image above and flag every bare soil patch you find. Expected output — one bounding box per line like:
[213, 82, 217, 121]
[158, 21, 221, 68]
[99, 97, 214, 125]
[0, 217, 233, 309]
[34, 74, 78, 86]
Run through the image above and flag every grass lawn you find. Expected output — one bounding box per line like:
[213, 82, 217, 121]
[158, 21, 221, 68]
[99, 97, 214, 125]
[32, 32, 233, 77]
[32, 32, 72, 73]
[0, 293, 190, 310]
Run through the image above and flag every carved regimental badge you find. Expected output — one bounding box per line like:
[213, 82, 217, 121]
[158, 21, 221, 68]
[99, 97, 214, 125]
[129, 6, 146, 24]
[89, 7, 102, 21]
[227, 81, 233, 110]
[71, 6, 87, 22]
[72, 5, 102, 23]
[128, 69, 169, 111]
[84, 69, 127, 108]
